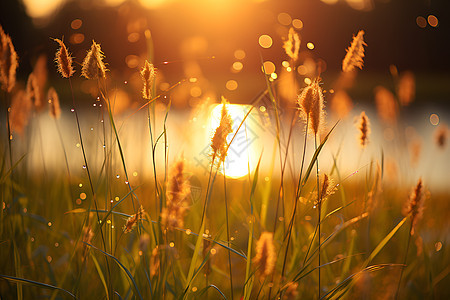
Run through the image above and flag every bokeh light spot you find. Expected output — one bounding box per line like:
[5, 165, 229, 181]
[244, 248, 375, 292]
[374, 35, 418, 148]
[262, 61, 275, 74]
[430, 113, 439, 126]
[190, 86, 202, 97]
[125, 55, 139, 69]
[128, 33, 140, 43]
[70, 33, 85, 44]
[80, 193, 87, 200]
[259, 35, 273, 48]
[428, 15, 438, 27]
[297, 65, 307, 75]
[307, 42, 315, 50]
[292, 19, 303, 29]
[226, 80, 238, 91]
[234, 49, 246, 60]
[277, 13, 292, 26]
[71, 19, 82, 30]
[232, 61, 243, 72]
[416, 16, 427, 28]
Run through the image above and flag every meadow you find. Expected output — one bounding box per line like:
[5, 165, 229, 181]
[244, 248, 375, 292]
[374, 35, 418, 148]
[1, 9, 449, 300]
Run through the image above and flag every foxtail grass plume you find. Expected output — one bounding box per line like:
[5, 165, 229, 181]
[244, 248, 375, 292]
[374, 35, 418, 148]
[53, 38, 74, 78]
[320, 174, 336, 203]
[26, 73, 41, 109]
[297, 79, 325, 136]
[141, 60, 156, 100]
[124, 205, 145, 233]
[161, 159, 191, 229]
[403, 179, 426, 235]
[253, 231, 276, 277]
[0, 33, 18, 92]
[283, 27, 300, 62]
[0, 25, 5, 56]
[9, 90, 32, 135]
[342, 30, 366, 73]
[47, 87, 61, 119]
[375, 86, 398, 125]
[397, 71, 415, 106]
[356, 111, 370, 147]
[81, 40, 107, 79]
[211, 97, 233, 162]
[330, 90, 353, 119]
[150, 246, 160, 278]
[434, 125, 447, 149]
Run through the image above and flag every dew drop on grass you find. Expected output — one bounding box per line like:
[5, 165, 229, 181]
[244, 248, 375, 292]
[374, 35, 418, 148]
[82, 165, 86, 169]
[116, 175, 120, 178]
[71, 108, 75, 112]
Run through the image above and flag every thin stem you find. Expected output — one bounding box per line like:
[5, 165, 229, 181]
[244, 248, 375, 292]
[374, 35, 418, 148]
[315, 134, 321, 299]
[223, 161, 234, 300]
[395, 221, 413, 300]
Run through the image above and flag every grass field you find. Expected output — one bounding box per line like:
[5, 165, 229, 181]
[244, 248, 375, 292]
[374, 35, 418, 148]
[1, 7, 450, 299]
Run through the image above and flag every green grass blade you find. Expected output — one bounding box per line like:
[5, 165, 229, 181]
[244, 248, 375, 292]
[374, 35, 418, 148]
[85, 242, 143, 300]
[0, 274, 77, 299]
[90, 252, 109, 299]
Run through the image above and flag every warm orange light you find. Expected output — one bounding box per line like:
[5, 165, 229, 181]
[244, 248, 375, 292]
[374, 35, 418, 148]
[23, 0, 66, 19]
[430, 113, 439, 126]
[226, 80, 238, 91]
[234, 49, 246, 60]
[259, 35, 273, 48]
[71, 19, 82, 30]
[416, 16, 427, 28]
[277, 13, 292, 26]
[292, 19, 303, 29]
[428, 15, 438, 27]
[262, 61, 275, 74]
[232, 61, 244, 72]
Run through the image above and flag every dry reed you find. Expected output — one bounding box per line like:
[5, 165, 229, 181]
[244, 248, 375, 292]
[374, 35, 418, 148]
[9, 89, 32, 135]
[161, 159, 191, 229]
[253, 231, 276, 277]
[342, 30, 366, 73]
[297, 79, 325, 135]
[140, 60, 156, 100]
[403, 179, 425, 235]
[211, 97, 233, 162]
[53, 38, 74, 78]
[0, 33, 18, 92]
[26, 73, 41, 109]
[81, 40, 107, 79]
[356, 111, 370, 147]
[124, 205, 145, 233]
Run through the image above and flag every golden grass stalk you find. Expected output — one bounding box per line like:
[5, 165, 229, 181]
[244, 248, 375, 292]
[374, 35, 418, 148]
[26, 73, 41, 110]
[403, 179, 425, 236]
[0, 33, 18, 92]
[123, 205, 145, 233]
[297, 79, 325, 136]
[356, 111, 370, 147]
[253, 231, 276, 277]
[0, 24, 5, 56]
[81, 40, 107, 79]
[150, 246, 160, 278]
[374, 86, 398, 125]
[434, 125, 447, 149]
[140, 60, 156, 100]
[342, 30, 366, 73]
[211, 97, 233, 162]
[161, 159, 190, 229]
[81, 226, 94, 262]
[397, 71, 415, 106]
[53, 38, 74, 78]
[9, 90, 32, 135]
[47, 87, 61, 119]
[283, 27, 300, 62]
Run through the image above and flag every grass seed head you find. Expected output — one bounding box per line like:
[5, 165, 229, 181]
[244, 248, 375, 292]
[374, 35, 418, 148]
[356, 111, 370, 147]
[26, 73, 41, 110]
[162, 159, 191, 229]
[141, 60, 156, 100]
[342, 30, 366, 73]
[9, 90, 32, 135]
[81, 40, 107, 79]
[211, 97, 233, 162]
[434, 125, 447, 149]
[298, 79, 325, 136]
[403, 178, 426, 235]
[0, 34, 18, 93]
[397, 71, 415, 106]
[124, 205, 145, 233]
[375, 86, 398, 125]
[53, 38, 74, 78]
[253, 231, 276, 277]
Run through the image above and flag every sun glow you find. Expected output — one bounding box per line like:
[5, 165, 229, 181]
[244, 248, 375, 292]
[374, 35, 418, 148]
[209, 104, 259, 179]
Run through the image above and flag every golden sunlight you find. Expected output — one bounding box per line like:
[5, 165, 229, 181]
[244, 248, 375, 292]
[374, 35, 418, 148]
[22, 0, 66, 18]
[209, 104, 258, 179]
